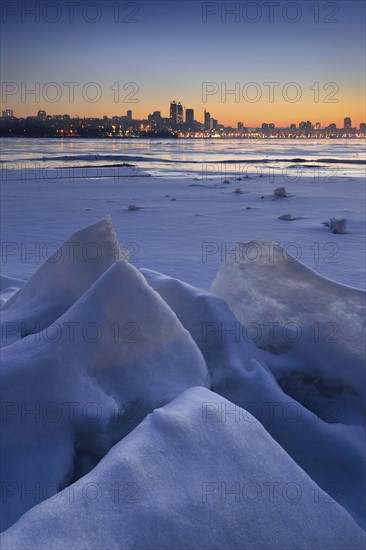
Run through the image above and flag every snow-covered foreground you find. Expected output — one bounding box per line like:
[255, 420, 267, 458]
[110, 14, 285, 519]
[1, 166, 365, 289]
[0, 166, 365, 549]
[2, 387, 365, 550]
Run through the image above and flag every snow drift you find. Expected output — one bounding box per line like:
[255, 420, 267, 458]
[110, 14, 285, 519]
[1, 388, 364, 550]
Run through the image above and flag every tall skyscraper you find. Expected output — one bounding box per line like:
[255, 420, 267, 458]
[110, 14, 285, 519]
[177, 102, 183, 124]
[344, 117, 352, 129]
[126, 110, 133, 121]
[186, 109, 194, 125]
[299, 121, 313, 133]
[170, 101, 178, 124]
[204, 109, 211, 131]
[237, 122, 243, 134]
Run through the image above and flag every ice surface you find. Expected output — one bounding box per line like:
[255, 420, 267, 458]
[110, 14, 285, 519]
[1, 169, 365, 289]
[1, 388, 364, 550]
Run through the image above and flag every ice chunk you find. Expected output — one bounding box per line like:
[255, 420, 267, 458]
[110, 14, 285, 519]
[0, 275, 25, 305]
[0, 217, 125, 347]
[274, 187, 287, 197]
[322, 217, 347, 234]
[278, 213, 293, 220]
[0, 261, 209, 531]
[211, 240, 365, 371]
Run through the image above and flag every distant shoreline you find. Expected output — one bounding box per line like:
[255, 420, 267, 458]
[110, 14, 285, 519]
[1, 135, 366, 140]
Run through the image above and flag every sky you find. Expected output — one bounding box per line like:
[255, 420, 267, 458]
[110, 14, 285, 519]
[1, 0, 365, 127]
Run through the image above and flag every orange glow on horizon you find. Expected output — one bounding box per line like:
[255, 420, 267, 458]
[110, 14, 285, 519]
[5, 89, 366, 129]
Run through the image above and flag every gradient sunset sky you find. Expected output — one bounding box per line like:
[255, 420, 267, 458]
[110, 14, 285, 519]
[1, 0, 365, 127]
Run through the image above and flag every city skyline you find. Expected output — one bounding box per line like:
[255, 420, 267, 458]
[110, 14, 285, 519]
[2, 104, 365, 139]
[2, 105, 365, 131]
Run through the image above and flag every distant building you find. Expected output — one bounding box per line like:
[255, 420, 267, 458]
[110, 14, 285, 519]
[326, 123, 337, 131]
[237, 122, 244, 134]
[360, 123, 366, 133]
[344, 117, 352, 129]
[169, 101, 183, 125]
[177, 102, 183, 124]
[126, 110, 133, 121]
[170, 101, 178, 124]
[186, 108, 194, 125]
[290, 124, 296, 130]
[37, 110, 47, 120]
[148, 111, 162, 121]
[262, 123, 275, 133]
[204, 109, 211, 131]
[212, 118, 218, 130]
[315, 122, 321, 130]
[2, 109, 14, 118]
[148, 111, 163, 129]
[299, 121, 313, 133]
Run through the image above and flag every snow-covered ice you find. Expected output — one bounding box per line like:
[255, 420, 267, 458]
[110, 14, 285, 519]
[1, 216, 125, 346]
[143, 267, 365, 528]
[0, 148, 365, 548]
[1, 388, 365, 550]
